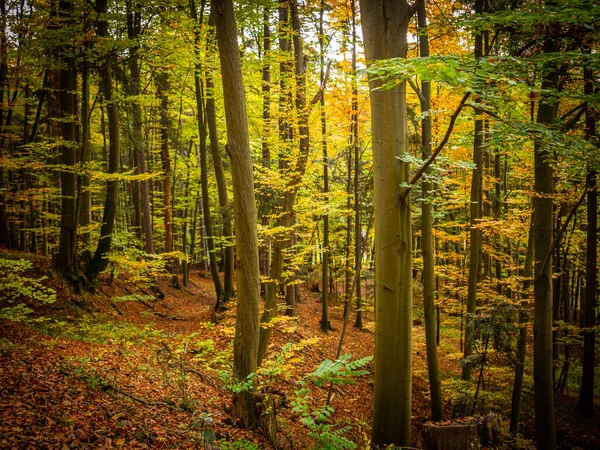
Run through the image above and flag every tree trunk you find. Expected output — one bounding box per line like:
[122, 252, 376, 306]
[86, 0, 121, 281]
[206, 73, 234, 301]
[127, 0, 154, 254]
[462, 0, 484, 381]
[577, 52, 596, 415]
[56, 0, 78, 278]
[319, 0, 329, 332]
[260, 8, 271, 289]
[190, 0, 224, 307]
[510, 220, 534, 433]
[0, 0, 8, 246]
[258, 0, 312, 362]
[156, 71, 173, 255]
[351, 0, 362, 330]
[418, 3, 443, 422]
[533, 25, 558, 450]
[213, 0, 261, 427]
[360, 0, 413, 446]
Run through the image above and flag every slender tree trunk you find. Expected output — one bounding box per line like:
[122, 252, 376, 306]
[462, 0, 484, 381]
[319, 0, 329, 332]
[190, 0, 224, 307]
[156, 71, 173, 255]
[79, 45, 92, 260]
[56, 0, 78, 277]
[127, 0, 153, 254]
[533, 26, 558, 450]
[260, 8, 271, 288]
[577, 53, 596, 415]
[206, 73, 234, 300]
[510, 220, 534, 433]
[352, 0, 362, 330]
[361, 0, 413, 446]
[258, 0, 312, 361]
[213, 0, 260, 426]
[418, 3, 443, 422]
[86, 0, 121, 281]
[0, 0, 8, 246]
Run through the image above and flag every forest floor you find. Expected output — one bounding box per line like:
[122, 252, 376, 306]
[1, 253, 599, 449]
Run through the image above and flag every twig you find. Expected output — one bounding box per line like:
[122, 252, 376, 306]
[400, 91, 471, 200]
[107, 384, 178, 411]
[307, 60, 333, 115]
[541, 187, 587, 274]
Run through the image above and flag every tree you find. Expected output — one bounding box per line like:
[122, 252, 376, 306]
[86, 0, 121, 282]
[55, 0, 78, 279]
[462, 0, 484, 381]
[532, 19, 558, 450]
[126, 0, 154, 255]
[212, 0, 260, 426]
[417, 2, 443, 422]
[360, 0, 417, 446]
[576, 47, 596, 416]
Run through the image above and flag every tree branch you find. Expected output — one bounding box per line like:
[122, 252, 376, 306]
[541, 187, 587, 274]
[307, 60, 332, 115]
[400, 91, 471, 200]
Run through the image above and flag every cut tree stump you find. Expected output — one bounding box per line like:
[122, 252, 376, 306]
[422, 414, 501, 450]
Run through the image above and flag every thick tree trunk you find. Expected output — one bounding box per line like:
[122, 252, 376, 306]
[86, 0, 121, 281]
[361, 0, 413, 446]
[418, 3, 443, 422]
[213, 0, 261, 427]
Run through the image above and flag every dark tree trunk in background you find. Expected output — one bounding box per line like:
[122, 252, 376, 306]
[533, 23, 558, 450]
[86, 0, 121, 281]
[127, 0, 154, 254]
[577, 52, 596, 415]
[56, 0, 78, 277]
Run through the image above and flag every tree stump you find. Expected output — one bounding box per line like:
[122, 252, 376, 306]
[422, 414, 500, 450]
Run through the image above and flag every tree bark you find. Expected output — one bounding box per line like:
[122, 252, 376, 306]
[190, 0, 224, 306]
[86, 0, 121, 281]
[418, 3, 443, 422]
[206, 72, 234, 301]
[576, 52, 596, 415]
[319, 0, 329, 332]
[360, 0, 413, 446]
[56, 0, 78, 278]
[462, 0, 484, 381]
[127, 0, 154, 254]
[213, 0, 261, 427]
[533, 24, 558, 450]
[510, 220, 534, 433]
[156, 71, 173, 255]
